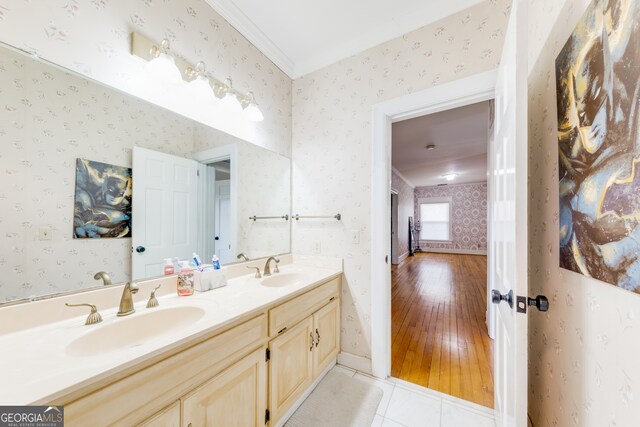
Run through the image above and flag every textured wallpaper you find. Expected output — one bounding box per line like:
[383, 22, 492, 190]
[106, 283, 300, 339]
[0, 0, 292, 157]
[414, 182, 487, 252]
[391, 171, 414, 259]
[528, 0, 640, 425]
[292, 0, 511, 359]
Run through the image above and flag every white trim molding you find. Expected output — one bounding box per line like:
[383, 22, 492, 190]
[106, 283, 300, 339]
[370, 69, 497, 379]
[337, 352, 373, 375]
[420, 248, 487, 256]
[398, 251, 411, 263]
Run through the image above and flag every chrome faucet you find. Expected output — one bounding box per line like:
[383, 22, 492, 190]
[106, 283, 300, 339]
[237, 253, 250, 261]
[117, 281, 139, 317]
[94, 271, 112, 287]
[263, 256, 280, 276]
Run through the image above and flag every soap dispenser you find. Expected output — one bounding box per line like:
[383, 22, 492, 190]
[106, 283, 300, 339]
[177, 261, 194, 296]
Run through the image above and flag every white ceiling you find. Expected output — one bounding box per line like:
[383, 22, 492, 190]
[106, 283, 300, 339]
[205, 0, 483, 78]
[392, 101, 490, 187]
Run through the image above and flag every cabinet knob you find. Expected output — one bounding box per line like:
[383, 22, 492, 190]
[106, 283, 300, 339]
[309, 332, 314, 351]
[315, 328, 320, 347]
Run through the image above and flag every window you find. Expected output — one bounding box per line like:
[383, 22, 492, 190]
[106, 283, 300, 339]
[419, 199, 451, 241]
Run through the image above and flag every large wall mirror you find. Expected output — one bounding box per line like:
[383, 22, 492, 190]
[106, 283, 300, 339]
[0, 41, 291, 304]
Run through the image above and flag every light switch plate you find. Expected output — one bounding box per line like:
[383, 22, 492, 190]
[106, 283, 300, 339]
[313, 241, 321, 254]
[350, 229, 359, 244]
[39, 226, 52, 241]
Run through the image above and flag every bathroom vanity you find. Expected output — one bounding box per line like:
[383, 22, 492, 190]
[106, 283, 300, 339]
[0, 257, 342, 426]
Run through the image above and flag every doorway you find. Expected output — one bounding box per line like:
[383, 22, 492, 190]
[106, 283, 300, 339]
[370, 69, 498, 397]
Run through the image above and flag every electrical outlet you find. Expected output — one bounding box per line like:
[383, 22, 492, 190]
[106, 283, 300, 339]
[350, 229, 360, 244]
[313, 241, 321, 254]
[39, 226, 52, 241]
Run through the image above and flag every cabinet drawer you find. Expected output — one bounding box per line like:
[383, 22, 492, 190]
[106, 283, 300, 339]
[65, 314, 267, 427]
[269, 277, 340, 337]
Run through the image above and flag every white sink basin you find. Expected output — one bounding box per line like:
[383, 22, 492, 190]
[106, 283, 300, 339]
[66, 306, 206, 357]
[261, 273, 308, 287]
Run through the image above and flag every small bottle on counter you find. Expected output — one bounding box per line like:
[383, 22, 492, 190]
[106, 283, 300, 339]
[211, 254, 221, 270]
[177, 261, 194, 296]
[163, 258, 175, 275]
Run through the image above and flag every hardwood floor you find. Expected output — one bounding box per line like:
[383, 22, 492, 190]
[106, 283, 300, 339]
[391, 253, 494, 408]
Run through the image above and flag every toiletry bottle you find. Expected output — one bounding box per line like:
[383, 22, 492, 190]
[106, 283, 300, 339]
[192, 252, 204, 272]
[163, 258, 175, 275]
[212, 254, 221, 270]
[177, 261, 194, 296]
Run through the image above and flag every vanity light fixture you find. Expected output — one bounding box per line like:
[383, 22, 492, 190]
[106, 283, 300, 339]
[145, 38, 182, 84]
[185, 61, 215, 100]
[131, 32, 264, 121]
[442, 173, 458, 181]
[219, 77, 243, 113]
[242, 92, 264, 122]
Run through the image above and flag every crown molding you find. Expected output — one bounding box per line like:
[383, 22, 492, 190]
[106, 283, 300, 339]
[392, 167, 416, 189]
[204, 0, 295, 78]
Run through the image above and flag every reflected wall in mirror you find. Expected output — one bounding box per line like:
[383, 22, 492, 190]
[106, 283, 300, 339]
[0, 42, 291, 303]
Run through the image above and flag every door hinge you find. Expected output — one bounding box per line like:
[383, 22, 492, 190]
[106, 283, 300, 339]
[265, 348, 270, 362]
[265, 409, 270, 424]
[197, 170, 200, 177]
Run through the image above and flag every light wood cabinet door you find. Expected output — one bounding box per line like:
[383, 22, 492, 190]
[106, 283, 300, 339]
[137, 401, 180, 427]
[269, 316, 314, 423]
[313, 299, 341, 377]
[182, 347, 267, 427]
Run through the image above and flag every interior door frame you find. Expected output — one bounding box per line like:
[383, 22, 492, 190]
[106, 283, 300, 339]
[370, 69, 497, 378]
[390, 190, 399, 265]
[193, 144, 238, 264]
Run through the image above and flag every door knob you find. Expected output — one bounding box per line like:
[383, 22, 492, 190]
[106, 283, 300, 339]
[214, 236, 220, 241]
[491, 289, 513, 309]
[527, 295, 549, 312]
[135, 246, 145, 253]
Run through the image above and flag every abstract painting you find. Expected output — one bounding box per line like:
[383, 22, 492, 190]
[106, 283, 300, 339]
[73, 159, 132, 238]
[556, 0, 640, 292]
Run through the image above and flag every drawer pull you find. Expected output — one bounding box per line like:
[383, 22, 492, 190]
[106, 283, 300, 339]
[315, 328, 320, 347]
[310, 332, 315, 351]
[329, 296, 336, 302]
[278, 327, 288, 335]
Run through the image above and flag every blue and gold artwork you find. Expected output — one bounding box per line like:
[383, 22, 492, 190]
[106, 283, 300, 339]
[556, 0, 640, 291]
[73, 159, 132, 239]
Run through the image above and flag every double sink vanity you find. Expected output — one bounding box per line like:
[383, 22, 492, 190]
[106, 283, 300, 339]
[0, 255, 343, 426]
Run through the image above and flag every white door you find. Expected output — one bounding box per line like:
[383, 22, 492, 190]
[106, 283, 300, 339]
[132, 147, 199, 279]
[215, 181, 233, 264]
[489, 1, 528, 426]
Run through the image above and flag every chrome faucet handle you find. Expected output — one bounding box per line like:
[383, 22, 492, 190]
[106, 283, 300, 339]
[246, 266, 262, 278]
[146, 284, 161, 309]
[237, 253, 250, 261]
[65, 303, 103, 325]
[94, 271, 112, 287]
[274, 257, 280, 273]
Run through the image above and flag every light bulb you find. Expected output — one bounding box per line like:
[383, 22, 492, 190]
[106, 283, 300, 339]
[243, 103, 264, 122]
[187, 74, 215, 100]
[442, 173, 458, 181]
[146, 52, 182, 83]
[220, 92, 242, 113]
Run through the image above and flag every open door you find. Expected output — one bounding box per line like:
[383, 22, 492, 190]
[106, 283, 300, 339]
[489, 0, 535, 425]
[132, 147, 199, 279]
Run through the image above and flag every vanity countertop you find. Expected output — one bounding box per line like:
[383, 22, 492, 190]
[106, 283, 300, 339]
[0, 260, 342, 405]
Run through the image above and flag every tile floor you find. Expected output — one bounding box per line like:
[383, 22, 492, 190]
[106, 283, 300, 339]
[331, 365, 495, 427]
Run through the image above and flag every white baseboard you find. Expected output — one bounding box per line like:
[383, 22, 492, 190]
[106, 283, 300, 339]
[275, 358, 336, 427]
[398, 251, 410, 262]
[419, 248, 487, 256]
[337, 352, 372, 375]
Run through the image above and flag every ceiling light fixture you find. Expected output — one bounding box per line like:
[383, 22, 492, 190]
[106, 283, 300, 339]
[442, 173, 458, 181]
[425, 144, 436, 150]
